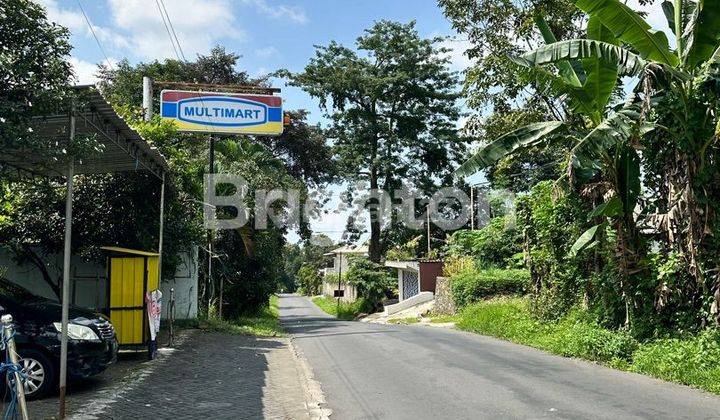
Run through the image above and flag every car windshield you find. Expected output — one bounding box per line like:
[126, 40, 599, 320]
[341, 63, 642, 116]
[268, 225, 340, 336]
[0, 278, 43, 302]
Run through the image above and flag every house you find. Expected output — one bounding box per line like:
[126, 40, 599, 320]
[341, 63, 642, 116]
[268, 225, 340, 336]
[320, 244, 369, 302]
[383, 259, 444, 315]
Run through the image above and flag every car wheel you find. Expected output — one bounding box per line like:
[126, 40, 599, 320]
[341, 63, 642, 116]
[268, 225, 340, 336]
[8, 349, 56, 399]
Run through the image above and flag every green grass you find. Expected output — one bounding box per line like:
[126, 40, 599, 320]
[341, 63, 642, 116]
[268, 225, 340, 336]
[388, 317, 420, 324]
[201, 295, 284, 337]
[429, 314, 460, 323]
[454, 297, 720, 395]
[312, 296, 367, 320]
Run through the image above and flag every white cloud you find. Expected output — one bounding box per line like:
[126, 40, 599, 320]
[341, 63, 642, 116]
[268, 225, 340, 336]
[69, 57, 100, 85]
[38, 0, 130, 53]
[107, 0, 242, 60]
[242, 0, 308, 25]
[437, 36, 474, 73]
[255, 46, 279, 58]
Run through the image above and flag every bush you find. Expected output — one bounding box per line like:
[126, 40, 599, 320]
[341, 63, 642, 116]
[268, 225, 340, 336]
[631, 329, 720, 394]
[456, 297, 638, 364]
[312, 296, 372, 320]
[445, 216, 521, 267]
[451, 267, 529, 307]
[297, 264, 322, 295]
[345, 258, 395, 310]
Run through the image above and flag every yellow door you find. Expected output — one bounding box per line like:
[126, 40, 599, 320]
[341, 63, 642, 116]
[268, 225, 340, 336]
[109, 257, 147, 345]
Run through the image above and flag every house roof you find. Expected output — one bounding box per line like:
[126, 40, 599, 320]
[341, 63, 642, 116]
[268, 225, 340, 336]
[323, 244, 369, 256]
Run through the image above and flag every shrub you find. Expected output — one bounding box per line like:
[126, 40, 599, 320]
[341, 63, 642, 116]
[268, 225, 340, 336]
[451, 267, 530, 307]
[346, 258, 395, 310]
[445, 216, 521, 267]
[297, 263, 322, 295]
[631, 329, 720, 394]
[456, 297, 638, 364]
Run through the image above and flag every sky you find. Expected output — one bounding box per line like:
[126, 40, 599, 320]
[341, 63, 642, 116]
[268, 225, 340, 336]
[38, 0, 474, 245]
[38, 0, 666, 246]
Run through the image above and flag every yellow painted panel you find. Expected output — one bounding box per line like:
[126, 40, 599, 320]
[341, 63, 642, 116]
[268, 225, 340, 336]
[109, 256, 148, 345]
[147, 257, 159, 291]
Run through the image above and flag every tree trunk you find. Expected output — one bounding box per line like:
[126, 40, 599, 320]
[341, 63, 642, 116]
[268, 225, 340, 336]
[368, 168, 381, 263]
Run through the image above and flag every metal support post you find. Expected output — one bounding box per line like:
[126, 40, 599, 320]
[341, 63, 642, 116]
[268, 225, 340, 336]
[2, 315, 29, 420]
[59, 109, 75, 420]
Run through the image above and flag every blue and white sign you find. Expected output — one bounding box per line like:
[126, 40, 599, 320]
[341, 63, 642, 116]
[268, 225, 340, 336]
[161, 90, 283, 135]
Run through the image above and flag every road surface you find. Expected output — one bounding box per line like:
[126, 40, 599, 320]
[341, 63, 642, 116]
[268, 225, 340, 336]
[279, 294, 720, 420]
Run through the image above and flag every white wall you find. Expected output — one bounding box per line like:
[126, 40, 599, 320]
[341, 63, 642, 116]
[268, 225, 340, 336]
[0, 247, 198, 319]
[160, 246, 198, 320]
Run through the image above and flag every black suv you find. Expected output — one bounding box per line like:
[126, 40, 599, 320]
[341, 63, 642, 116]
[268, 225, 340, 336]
[0, 278, 118, 398]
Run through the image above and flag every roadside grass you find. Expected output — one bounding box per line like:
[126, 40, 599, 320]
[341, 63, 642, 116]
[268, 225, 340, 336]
[454, 297, 720, 395]
[429, 314, 460, 323]
[312, 296, 367, 320]
[388, 317, 420, 325]
[200, 295, 284, 337]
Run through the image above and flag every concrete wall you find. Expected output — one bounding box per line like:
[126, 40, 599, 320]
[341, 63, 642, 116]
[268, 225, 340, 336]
[322, 279, 357, 302]
[384, 291, 434, 316]
[160, 246, 199, 320]
[0, 247, 198, 319]
[434, 276, 456, 315]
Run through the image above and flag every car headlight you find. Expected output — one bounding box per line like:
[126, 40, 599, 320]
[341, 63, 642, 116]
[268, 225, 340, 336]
[53, 323, 100, 341]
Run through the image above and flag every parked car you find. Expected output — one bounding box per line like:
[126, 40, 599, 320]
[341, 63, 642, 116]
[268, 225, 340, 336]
[0, 277, 118, 398]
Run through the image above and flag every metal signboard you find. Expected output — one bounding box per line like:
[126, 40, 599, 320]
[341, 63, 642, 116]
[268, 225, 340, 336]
[160, 90, 283, 135]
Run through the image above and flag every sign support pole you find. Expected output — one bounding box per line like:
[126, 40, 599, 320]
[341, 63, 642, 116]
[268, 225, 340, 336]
[208, 135, 215, 317]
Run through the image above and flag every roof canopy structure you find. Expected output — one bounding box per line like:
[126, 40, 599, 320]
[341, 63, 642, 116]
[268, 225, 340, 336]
[1, 85, 168, 180]
[1, 84, 169, 417]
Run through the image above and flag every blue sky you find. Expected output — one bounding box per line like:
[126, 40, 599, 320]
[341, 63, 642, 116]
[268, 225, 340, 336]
[39, 0, 474, 244]
[37, 0, 666, 245]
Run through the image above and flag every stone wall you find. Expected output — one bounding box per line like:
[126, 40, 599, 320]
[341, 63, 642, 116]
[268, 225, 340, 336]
[434, 276, 456, 315]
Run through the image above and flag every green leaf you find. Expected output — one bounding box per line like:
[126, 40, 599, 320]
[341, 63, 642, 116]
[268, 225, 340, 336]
[455, 122, 565, 178]
[583, 17, 619, 116]
[511, 39, 648, 77]
[570, 94, 654, 169]
[589, 196, 623, 218]
[617, 146, 641, 217]
[575, 0, 678, 66]
[683, 0, 720, 69]
[570, 223, 606, 256]
[534, 16, 585, 87]
[661, 1, 676, 33]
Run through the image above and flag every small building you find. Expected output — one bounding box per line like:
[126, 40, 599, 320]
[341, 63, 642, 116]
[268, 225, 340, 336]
[320, 244, 368, 302]
[381, 259, 444, 315]
[385, 259, 444, 302]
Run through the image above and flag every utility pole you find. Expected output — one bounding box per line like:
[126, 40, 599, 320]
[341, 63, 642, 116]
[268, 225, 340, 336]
[470, 186, 474, 230]
[426, 208, 431, 255]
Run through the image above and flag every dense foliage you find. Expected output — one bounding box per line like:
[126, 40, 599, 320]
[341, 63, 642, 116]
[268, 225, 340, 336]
[283, 20, 468, 261]
[444, 0, 720, 338]
[345, 258, 396, 310]
[451, 267, 529, 307]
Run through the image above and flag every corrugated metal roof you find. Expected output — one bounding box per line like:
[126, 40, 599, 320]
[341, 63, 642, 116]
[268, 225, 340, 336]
[1, 85, 168, 180]
[100, 246, 159, 257]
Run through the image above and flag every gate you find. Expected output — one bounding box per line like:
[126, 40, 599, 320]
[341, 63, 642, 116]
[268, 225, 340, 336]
[402, 270, 419, 300]
[103, 247, 159, 346]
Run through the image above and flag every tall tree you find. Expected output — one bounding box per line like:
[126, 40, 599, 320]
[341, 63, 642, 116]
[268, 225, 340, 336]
[0, 0, 73, 162]
[283, 20, 467, 262]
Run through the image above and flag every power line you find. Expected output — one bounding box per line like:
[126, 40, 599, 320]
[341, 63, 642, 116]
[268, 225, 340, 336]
[154, 0, 179, 60]
[76, 0, 114, 70]
[159, 0, 186, 61]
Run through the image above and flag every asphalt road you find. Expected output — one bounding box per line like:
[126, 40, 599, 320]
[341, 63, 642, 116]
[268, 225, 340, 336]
[279, 294, 720, 420]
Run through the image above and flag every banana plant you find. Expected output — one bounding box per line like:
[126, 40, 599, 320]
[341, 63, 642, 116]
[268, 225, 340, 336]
[457, 0, 720, 323]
